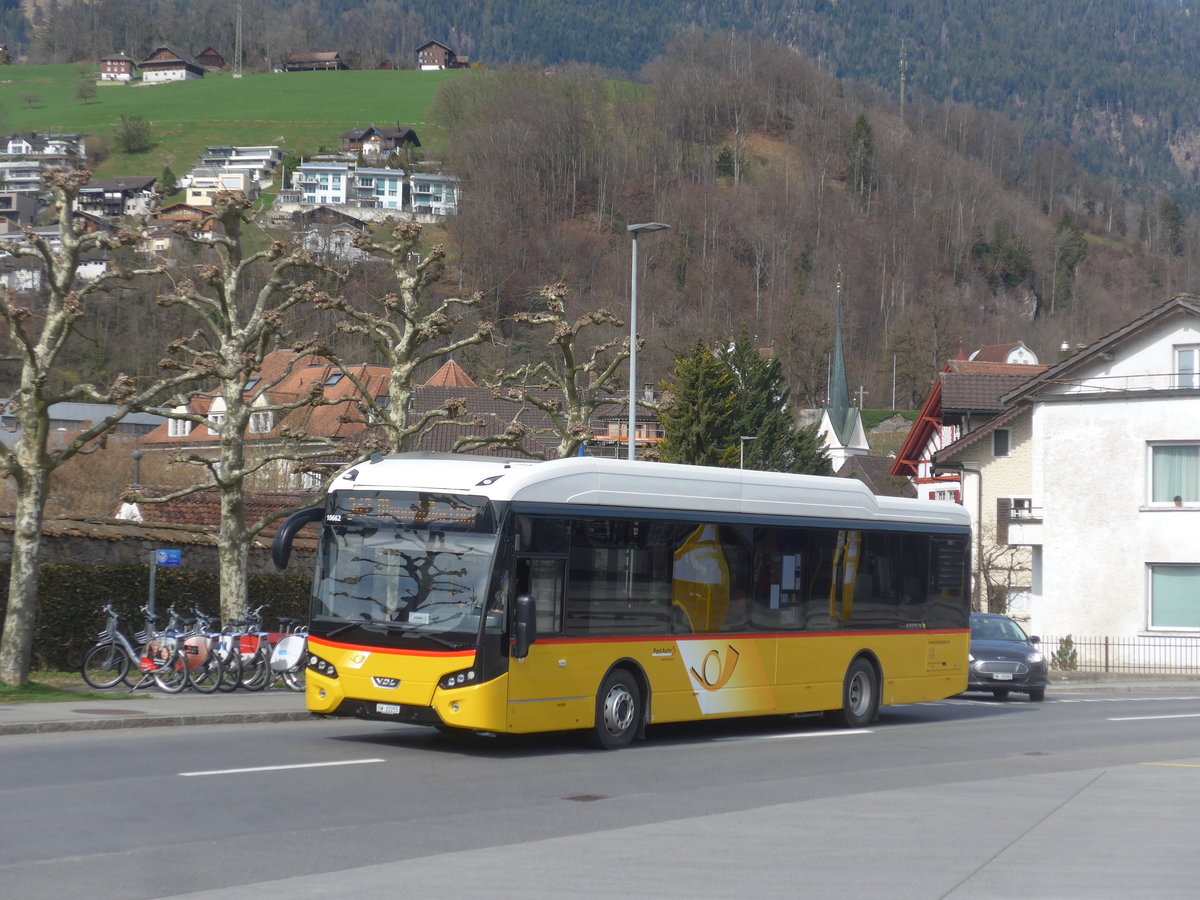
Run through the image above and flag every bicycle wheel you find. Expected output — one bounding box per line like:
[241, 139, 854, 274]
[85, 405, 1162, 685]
[189, 652, 222, 694]
[152, 648, 189, 693]
[81, 643, 129, 689]
[239, 646, 272, 691]
[217, 647, 242, 692]
[281, 662, 306, 692]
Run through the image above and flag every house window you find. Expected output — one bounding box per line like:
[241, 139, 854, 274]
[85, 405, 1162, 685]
[1011, 497, 1033, 518]
[1149, 565, 1200, 629]
[207, 413, 225, 435]
[168, 419, 191, 437]
[993, 429, 1011, 458]
[1150, 443, 1199, 503]
[249, 411, 273, 434]
[1177, 346, 1200, 389]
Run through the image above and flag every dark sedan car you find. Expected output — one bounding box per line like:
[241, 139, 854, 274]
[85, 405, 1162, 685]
[966, 613, 1048, 701]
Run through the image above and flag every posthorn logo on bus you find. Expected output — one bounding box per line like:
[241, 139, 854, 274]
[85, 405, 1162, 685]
[688, 645, 740, 692]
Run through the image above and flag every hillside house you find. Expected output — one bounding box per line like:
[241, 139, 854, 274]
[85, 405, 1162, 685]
[932, 295, 1200, 659]
[100, 52, 136, 81]
[195, 47, 225, 71]
[0, 132, 87, 194]
[293, 206, 372, 261]
[77, 176, 157, 217]
[138, 46, 206, 82]
[0, 191, 37, 226]
[339, 125, 421, 158]
[185, 169, 256, 206]
[283, 52, 348, 71]
[416, 40, 466, 70]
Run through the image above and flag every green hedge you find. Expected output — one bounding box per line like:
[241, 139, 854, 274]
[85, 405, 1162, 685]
[0, 563, 312, 671]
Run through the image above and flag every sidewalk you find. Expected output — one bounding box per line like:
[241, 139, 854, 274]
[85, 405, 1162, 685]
[0, 687, 311, 736]
[3, 674, 1199, 737]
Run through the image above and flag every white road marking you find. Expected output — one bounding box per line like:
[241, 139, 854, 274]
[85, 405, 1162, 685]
[1058, 695, 1200, 703]
[712, 729, 873, 742]
[1108, 713, 1200, 722]
[180, 758, 385, 777]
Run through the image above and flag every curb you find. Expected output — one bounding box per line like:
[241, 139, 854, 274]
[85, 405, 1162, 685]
[0, 709, 313, 737]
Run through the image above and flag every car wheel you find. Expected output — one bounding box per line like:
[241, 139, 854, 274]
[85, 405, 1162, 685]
[1028, 689, 1045, 702]
[991, 688, 1010, 699]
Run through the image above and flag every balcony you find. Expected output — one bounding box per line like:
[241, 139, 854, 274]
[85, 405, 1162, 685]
[998, 498, 1042, 546]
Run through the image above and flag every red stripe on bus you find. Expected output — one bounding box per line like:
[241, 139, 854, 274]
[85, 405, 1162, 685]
[308, 636, 476, 658]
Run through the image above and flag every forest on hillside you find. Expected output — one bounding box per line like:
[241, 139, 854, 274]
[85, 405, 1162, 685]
[24, 31, 1198, 433]
[6, 0, 1200, 206]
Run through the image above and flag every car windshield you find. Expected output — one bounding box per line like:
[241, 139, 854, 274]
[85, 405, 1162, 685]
[314, 524, 498, 637]
[971, 616, 1028, 642]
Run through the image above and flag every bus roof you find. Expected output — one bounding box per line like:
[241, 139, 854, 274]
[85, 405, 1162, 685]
[330, 453, 970, 529]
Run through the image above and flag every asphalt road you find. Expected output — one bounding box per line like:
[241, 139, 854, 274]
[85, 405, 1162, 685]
[3, 689, 1200, 898]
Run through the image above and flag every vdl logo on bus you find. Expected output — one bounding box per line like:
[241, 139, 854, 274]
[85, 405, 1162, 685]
[688, 645, 741, 692]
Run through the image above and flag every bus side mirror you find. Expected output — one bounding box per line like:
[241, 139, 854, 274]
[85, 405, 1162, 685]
[514, 594, 537, 659]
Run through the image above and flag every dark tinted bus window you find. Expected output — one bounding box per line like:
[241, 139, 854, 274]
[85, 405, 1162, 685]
[927, 537, 970, 629]
[566, 519, 672, 635]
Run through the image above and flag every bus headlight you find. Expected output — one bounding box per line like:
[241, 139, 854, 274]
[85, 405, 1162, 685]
[308, 653, 338, 679]
[439, 667, 478, 690]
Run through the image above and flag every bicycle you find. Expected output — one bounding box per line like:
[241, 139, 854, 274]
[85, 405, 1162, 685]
[225, 605, 273, 691]
[145, 604, 222, 694]
[81, 604, 158, 689]
[269, 617, 308, 692]
[193, 607, 242, 693]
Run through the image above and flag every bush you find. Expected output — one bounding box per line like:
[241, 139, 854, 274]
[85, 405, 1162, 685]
[0, 563, 311, 671]
[1051, 633, 1079, 670]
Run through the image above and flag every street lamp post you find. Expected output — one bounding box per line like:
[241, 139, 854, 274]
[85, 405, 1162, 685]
[626, 222, 671, 461]
[739, 435, 757, 469]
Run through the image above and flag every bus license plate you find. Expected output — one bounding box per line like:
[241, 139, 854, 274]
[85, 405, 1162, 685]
[376, 703, 402, 715]
[993, 673, 1013, 681]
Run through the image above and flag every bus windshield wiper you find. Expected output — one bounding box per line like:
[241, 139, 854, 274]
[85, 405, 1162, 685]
[356, 620, 466, 648]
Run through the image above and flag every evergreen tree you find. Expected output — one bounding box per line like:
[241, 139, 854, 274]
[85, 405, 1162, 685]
[718, 327, 831, 475]
[659, 340, 736, 466]
[1051, 211, 1088, 313]
[847, 113, 875, 212]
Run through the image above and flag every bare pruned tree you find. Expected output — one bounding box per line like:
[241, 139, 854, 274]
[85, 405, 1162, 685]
[143, 191, 335, 623]
[0, 169, 193, 685]
[315, 220, 493, 454]
[467, 282, 629, 459]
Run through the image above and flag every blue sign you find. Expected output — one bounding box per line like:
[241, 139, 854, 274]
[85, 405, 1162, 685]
[155, 549, 181, 567]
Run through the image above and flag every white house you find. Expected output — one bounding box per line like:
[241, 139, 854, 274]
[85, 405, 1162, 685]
[934, 295, 1200, 656]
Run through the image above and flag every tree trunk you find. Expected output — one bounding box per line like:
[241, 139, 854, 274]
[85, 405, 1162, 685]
[0, 466, 51, 685]
[217, 484, 250, 625]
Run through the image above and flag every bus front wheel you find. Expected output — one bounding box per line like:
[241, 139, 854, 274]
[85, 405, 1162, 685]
[590, 669, 641, 750]
[827, 657, 878, 728]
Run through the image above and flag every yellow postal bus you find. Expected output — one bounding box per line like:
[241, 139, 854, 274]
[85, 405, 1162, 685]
[273, 454, 971, 748]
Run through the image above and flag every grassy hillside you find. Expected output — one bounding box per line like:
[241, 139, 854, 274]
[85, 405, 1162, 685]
[0, 66, 462, 177]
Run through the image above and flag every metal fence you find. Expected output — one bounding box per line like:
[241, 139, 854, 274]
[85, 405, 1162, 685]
[1040, 635, 1200, 675]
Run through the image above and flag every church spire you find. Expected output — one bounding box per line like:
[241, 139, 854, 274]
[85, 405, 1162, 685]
[827, 265, 852, 442]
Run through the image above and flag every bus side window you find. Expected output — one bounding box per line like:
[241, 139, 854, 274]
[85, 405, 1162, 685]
[515, 557, 564, 635]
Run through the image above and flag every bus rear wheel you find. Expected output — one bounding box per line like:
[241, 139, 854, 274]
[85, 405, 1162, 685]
[590, 669, 641, 750]
[827, 657, 878, 728]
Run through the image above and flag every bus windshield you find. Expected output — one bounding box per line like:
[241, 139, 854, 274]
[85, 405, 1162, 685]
[314, 524, 498, 638]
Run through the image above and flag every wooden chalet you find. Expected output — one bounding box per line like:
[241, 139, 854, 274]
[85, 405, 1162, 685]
[194, 47, 225, 71]
[339, 124, 421, 156]
[138, 46, 206, 82]
[416, 40, 467, 70]
[283, 52, 348, 72]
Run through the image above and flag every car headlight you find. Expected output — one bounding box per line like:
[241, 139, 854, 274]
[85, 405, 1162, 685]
[1027, 651, 1044, 665]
